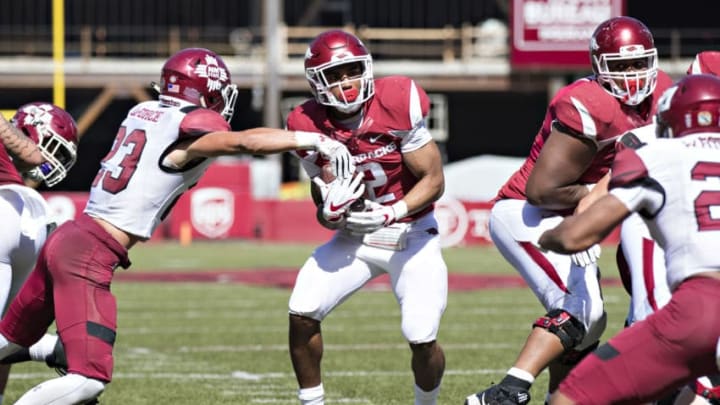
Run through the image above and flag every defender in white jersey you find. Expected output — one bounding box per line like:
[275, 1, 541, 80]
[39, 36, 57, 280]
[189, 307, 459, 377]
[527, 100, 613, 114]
[540, 74, 720, 404]
[0, 47, 353, 405]
[613, 123, 671, 326]
[286, 30, 447, 405]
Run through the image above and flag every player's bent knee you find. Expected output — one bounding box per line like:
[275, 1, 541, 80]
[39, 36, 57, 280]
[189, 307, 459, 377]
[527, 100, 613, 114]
[534, 309, 586, 351]
[13, 373, 105, 405]
[402, 325, 438, 345]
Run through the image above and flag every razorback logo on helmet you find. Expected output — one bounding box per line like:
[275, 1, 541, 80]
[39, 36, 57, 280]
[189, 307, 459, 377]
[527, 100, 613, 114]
[194, 55, 229, 92]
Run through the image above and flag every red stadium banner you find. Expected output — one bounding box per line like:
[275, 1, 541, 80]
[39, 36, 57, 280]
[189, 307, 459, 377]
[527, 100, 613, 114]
[510, 0, 626, 70]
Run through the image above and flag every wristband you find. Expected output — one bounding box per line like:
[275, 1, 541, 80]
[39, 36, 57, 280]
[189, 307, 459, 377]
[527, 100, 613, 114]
[294, 131, 321, 149]
[391, 200, 409, 220]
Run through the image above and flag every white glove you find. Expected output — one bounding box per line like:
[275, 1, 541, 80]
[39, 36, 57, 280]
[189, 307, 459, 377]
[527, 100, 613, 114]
[316, 137, 355, 180]
[570, 244, 602, 267]
[314, 172, 365, 223]
[295, 131, 355, 179]
[346, 200, 408, 234]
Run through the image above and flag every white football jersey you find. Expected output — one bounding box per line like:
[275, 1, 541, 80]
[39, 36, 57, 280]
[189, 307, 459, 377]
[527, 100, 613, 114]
[609, 132, 720, 289]
[85, 100, 229, 239]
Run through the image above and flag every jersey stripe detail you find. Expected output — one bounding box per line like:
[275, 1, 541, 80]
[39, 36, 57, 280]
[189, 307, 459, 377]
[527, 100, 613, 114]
[570, 96, 597, 138]
[408, 80, 422, 127]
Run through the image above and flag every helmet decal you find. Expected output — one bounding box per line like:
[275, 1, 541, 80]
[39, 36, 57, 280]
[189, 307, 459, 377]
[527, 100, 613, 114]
[194, 54, 229, 93]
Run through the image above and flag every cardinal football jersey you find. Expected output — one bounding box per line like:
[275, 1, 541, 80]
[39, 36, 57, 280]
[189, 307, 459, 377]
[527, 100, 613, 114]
[496, 70, 673, 203]
[0, 140, 25, 186]
[288, 75, 434, 222]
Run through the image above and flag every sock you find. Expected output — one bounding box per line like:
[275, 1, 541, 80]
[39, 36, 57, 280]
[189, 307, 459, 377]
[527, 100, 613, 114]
[414, 383, 441, 405]
[298, 383, 324, 405]
[501, 367, 534, 390]
[28, 334, 58, 361]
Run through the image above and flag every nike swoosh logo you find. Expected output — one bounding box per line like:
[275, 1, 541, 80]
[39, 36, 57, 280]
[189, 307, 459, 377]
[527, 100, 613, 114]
[329, 200, 354, 211]
[369, 135, 382, 143]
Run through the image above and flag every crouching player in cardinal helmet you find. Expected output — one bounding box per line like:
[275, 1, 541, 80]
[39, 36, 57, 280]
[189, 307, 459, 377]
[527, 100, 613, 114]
[0, 102, 77, 404]
[540, 73, 720, 405]
[464, 16, 674, 405]
[286, 30, 447, 405]
[0, 47, 353, 405]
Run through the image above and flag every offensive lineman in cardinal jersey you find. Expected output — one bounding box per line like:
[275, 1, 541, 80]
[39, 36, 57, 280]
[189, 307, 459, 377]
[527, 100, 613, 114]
[541, 73, 720, 405]
[465, 16, 673, 405]
[0, 47, 353, 405]
[286, 30, 447, 405]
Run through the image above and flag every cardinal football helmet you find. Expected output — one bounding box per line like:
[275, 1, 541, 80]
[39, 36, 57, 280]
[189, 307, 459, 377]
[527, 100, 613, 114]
[687, 51, 720, 76]
[655, 74, 720, 138]
[11, 102, 79, 187]
[590, 16, 658, 106]
[304, 30, 374, 114]
[157, 47, 238, 121]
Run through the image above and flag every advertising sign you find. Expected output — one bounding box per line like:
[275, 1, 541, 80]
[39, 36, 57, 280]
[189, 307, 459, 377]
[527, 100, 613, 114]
[511, 0, 625, 69]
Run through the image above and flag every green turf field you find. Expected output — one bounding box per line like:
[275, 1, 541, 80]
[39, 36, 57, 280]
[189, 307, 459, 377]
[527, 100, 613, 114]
[4, 242, 628, 404]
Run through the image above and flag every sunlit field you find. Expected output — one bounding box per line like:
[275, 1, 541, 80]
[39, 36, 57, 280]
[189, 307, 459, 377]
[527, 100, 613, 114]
[4, 242, 627, 404]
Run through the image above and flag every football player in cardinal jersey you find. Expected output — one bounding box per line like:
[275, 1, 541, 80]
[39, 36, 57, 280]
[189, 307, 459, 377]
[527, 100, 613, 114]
[0, 102, 78, 404]
[464, 16, 674, 405]
[286, 30, 447, 405]
[0, 47, 353, 405]
[540, 73, 720, 405]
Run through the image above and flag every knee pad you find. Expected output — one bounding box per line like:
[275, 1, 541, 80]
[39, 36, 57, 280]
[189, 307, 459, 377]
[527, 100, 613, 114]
[533, 309, 586, 351]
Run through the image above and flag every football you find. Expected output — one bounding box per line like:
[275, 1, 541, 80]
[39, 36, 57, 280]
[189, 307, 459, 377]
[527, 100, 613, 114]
[348, 197, 366, 212]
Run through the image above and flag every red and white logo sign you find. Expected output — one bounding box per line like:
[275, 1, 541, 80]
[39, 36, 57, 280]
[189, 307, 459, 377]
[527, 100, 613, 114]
[511, 0, 625, 68]
[191, 187, 235, 238]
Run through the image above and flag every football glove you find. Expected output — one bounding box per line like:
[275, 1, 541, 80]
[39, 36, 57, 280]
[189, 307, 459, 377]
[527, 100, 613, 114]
[315, 135, 355, 180]
[346, 200, 408, 234]
[314, 171, 365, 224]
[295, 131, 355, 180]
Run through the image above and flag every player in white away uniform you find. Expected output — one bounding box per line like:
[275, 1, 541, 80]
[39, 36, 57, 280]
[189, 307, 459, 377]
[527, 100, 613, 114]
[613, 123, 671, 326]
[616, 50, 720, 328]
[286, 30, 447, 405]
[609, 51, 720, 403]
[0, 47, 353, 405]
[540, 73, 720, 404]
